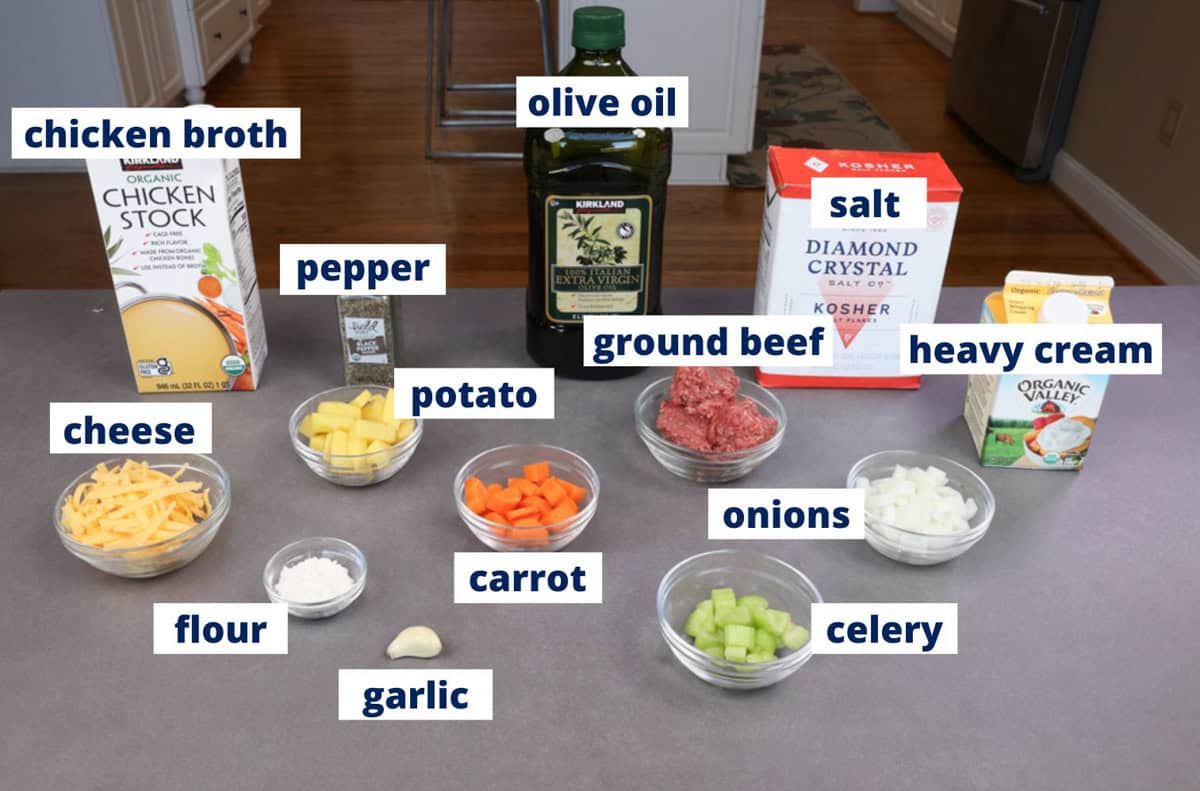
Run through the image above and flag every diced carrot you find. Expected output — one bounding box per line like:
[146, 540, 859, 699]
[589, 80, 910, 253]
[559, 479, 587, 503]
[489, 525, 511, 539]
[508, 477, 539, 497]
[539, 477, 568, 507]
[510, 524, 550, 546]
[506, 506, 541, 522]
[482, 511, 509, 526]
[464, 477, 488, 514]
[520, 495, 551, 515]
[485, 486, 523, 514]
[523, 461, 551, 484]
[487, 483, 503, 496]
[544, 498, 579, 529]
[510, 518, 544, 528]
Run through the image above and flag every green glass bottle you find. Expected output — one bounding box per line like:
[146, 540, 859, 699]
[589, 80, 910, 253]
[524, 5, 672, 379]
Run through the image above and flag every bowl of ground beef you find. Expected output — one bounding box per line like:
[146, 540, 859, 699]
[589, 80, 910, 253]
[635, 367, 787, 483]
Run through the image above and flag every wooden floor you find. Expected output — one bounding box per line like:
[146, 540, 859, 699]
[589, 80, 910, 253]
[0, 0, 1158, 289]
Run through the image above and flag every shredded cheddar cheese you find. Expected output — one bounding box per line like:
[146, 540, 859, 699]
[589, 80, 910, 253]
[61, 460, 213, 550]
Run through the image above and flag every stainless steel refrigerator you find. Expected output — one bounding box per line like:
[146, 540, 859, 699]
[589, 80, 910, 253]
[947, 0, 1099, 181]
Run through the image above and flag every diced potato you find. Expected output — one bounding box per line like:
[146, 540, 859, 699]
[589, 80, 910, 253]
[317, 401, 362, 420]
[329, 429, 351, 469]
[353, 419, 396, 444]
[393, 418, 416, 442]
[299, 389, 408, 475]
[365, 439, 391, 470]
[348, 436, 370, 472]
[312, 412, 354, 434]
[361, 395, 385, 421]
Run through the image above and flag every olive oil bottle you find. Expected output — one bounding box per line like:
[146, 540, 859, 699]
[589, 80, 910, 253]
[524, 5, 672, 379]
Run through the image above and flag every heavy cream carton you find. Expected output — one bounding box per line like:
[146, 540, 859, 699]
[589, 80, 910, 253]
[753, 147, 962, 388]
[964, 272, 1114, 470]
[86, 158, 268, 393]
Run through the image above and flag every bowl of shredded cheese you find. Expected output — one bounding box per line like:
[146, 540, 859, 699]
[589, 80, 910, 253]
[54, 456, 230, 578]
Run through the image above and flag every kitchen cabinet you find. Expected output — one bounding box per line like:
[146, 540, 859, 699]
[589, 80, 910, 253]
[109, 0, 263, 108]
[557, 0, 766, 185]
[0, 1, 268, 171]
[106, 0, 183, 107]
[171, 0, 258, 103]
[896, 0, 960, 56]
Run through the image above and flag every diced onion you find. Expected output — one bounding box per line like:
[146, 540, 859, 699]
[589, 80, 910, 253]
[854, 464, 977, 534]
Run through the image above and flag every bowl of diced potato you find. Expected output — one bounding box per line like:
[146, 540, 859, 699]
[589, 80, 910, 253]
[290, 385, 422, 486]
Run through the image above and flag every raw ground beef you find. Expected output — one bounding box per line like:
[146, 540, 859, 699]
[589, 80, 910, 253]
[707, 400, 778, 452]
[667, 366, 740, 418]
[656, 367, 778, 452]
[656, 401, 714, 451]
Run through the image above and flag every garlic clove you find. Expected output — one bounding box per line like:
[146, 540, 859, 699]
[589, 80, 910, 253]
[386, 625, 443, 659]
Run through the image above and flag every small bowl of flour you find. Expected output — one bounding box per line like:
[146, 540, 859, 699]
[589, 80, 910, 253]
[264, 537, 366, 618]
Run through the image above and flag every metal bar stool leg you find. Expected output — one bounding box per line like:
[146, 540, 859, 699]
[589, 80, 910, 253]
[424, 0, 554, 159]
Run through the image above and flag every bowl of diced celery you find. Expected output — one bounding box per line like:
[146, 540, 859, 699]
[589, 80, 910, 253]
[289, 386, 422, 487]
[656, 550, 821, 689]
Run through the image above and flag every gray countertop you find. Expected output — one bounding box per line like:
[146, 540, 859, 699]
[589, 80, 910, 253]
[2, 287, 1197, 790]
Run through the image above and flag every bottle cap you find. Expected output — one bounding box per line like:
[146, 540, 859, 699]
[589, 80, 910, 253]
[572, 6, 625, 50]
[1038, 291, 1091, 324]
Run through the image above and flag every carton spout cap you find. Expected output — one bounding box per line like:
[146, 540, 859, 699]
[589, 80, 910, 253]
[1038, 291, 1091, 324]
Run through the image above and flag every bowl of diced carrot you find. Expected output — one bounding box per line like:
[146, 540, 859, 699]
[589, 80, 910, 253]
[454, 444, 599, 552]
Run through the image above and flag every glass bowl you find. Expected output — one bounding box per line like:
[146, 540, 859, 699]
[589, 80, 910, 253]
[634, 376, 787, 483]
[53, 455, 230, 579]
[656, 550, 821, 690]
[263, 537, 367, 618]
[454, 444, 599, 552]
[288, 385, 423, 487]
[847, 450, 996, 566]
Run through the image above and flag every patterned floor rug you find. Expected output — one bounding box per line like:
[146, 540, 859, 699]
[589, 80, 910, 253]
[728, 44, 908, 188]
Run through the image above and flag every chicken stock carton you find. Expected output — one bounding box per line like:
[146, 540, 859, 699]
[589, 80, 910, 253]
[753, 147, 962, 388]
[86, 158, 268, 393]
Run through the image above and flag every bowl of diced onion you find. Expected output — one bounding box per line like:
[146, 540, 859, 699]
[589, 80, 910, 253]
[848, 450, 995, 565]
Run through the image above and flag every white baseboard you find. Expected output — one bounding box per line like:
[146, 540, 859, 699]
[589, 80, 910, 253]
[670, 153, 727, 186]
[1052, 151, 1200, 284]
[896, 8, 954, 57]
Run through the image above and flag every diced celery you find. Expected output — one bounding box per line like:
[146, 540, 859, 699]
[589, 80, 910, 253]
[694, 631, 723, 651]
[710, 588, 737, 610]
[724, 624, 756, 649]
[724, 645, 747, 663]
[754, 628, 777, 655]
[692, 600, 714, 619]
[715, 605, 751, 628]
[703, 645, 725, 660]
[745, 651, 774, 664]
[752, 608, 791, 637]
[685, 608, 715, 637]
[738, 594, 769, 612]
[783, 623, 810, 651]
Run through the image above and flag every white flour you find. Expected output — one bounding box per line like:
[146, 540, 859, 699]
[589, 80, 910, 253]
[275, 556, 355, 603]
